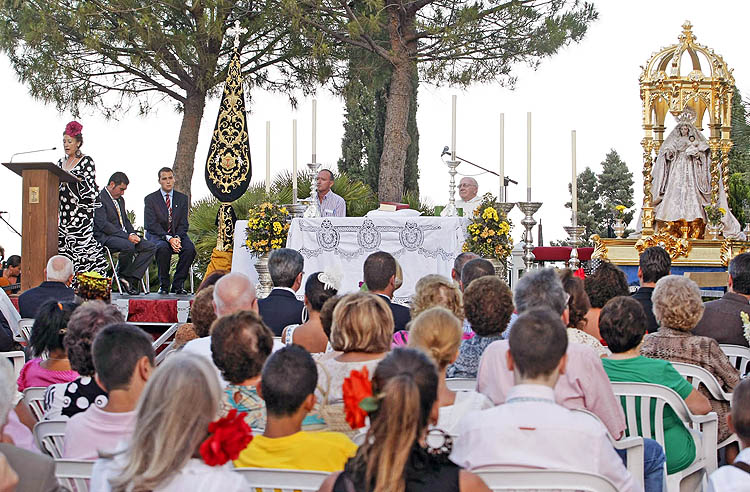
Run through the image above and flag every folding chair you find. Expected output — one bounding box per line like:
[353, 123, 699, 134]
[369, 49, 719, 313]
[23, 386, 47, 422]
[14, 318, 33, 345]
[476, 468, 618, 492]
[54, 459, 95, 492]
[233, 467, 329, 491]
[104, 245, 148, 294]
[719, 344, 750, 378]
[0, 350, 25, 380]
[445, 378, 477, 392]
[34, 420, 67, 458]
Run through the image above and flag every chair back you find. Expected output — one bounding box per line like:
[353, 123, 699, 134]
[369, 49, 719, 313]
[0, 350, 25, 380]
[54, 458, 95, 492]
[15, 318, 33, 345]
[719, 344, 750, 377]
[476, 468, 618, 492]
[445, 378, 477, 392]
[23, 386, 47, 422]
[670, 361, 732, 401]
[234, 467, 329, 491]
[34, 420, 67, 458]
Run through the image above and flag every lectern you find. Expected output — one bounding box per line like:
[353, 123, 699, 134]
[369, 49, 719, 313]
[2, 162, 78, 291]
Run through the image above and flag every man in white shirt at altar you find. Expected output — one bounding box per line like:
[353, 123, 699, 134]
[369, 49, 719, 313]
[456, 177, 481, 217]
[315, 169, 346, 217]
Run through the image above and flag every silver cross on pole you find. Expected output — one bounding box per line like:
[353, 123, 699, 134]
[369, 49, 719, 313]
[227, 20, 247, 50]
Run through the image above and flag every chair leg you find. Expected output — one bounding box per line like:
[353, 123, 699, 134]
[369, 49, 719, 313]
[189, 263, 195, 294]
[104, 247, 123, 294]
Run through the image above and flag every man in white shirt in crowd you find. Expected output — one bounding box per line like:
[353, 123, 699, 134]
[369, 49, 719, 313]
[456, 177, 481, 217]
[708, 377, 750, 491]
[451, 309, 640, 492]
[314, 169, 346, 217]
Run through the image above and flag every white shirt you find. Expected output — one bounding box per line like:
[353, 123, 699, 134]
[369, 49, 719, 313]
[456, 196, 482, 217]
[437, 390, 493, 435]
[708, 447, 750, 492]
[450, 384, 640, 492]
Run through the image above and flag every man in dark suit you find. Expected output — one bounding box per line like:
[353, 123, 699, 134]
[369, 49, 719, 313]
[631, 246, 671, 333]
[363, 251, 410, 333]
[693, 252, 750, 346]
[94, 172, 156, 295]
[144, 167, 196, 295]
[258, 248, 304, 335]
[18, 255, 75, 318]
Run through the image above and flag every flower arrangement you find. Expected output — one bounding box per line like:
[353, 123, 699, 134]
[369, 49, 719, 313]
[244, 202, 290, 254]
[739, 312, 750, 346]
[75, 272, 111, 301]
[614, 205, 627, 219]
[200, 409, 253, 466]
[462, 193, 513, 260]
[704, 205, 726, 226]
[342, 366, 379, 430]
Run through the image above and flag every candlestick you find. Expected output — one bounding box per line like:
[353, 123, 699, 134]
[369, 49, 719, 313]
[564, 225, 585, 270]
[302, 161, 322, 218]
[293, 119, 298, 204]
[441, 160, 460, 217]
[526, 112, 532, 201]
[572, 130, 577, 226]
[265, 121, 271, 195]
[517, 201, 542, 271]
[451, 95, 457, 161]
[499, 113, 505, 201]
[312, 99, 317, 163]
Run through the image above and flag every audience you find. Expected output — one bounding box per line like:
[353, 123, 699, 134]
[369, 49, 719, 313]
[319, 348, 490, 492]
[451, 252, 479, 284]
[280, 271, 339, 353]
[583, 261, 630, 342]
[447, 276, 512, 378]
[18, 255, 75, 318]
[459, 258, 495, 292]
[631, 246, 671, 333]
[451, 309, 638, 492]
[363, 251, 410, 333]
[211, 310, 274, 429]
[559, 269, 608, 357]
[44, 300, 124, 420]
[707, 378, 750, 491]
[17, 300, 79, 391]
[408, 307, 492, 434]
[234, 345, 356, 470]
[0, 256, 20, 291]
[694, 251, 750, 346]
[63, 323, 155, 460]
[319, 295, 343, 344]
[642, 275, 740, 461]
[394, 274, 463, 345]
[196, 269, 227, 293]
[173, 285, 216, 350]
[258, 248, 305, 336]
[599, 296, 711, 476]
[316, 292, 392, 433]
[91, 354, 246, 491]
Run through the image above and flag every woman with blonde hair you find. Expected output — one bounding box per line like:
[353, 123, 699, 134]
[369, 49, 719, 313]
[394, 274, 464, 346]
[409, 307, 492, 434]
[91, 353, 246, 491]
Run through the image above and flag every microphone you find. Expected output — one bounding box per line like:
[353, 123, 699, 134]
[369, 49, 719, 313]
[441, 146, 450, 157]
[9, 147, 57, 164]
[0, 212, 7, 214]
[504, 176, 519, 185]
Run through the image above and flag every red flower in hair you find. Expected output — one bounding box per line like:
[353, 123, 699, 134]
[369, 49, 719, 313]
[199, 409, 253, 466]
[342, 366, 374, 429]
[64, 121, 83, 137]
[574, 268, 585, 279]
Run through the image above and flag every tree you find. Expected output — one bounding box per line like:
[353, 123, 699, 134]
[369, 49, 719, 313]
[727, 86, 750, 226]
[0, 1, 314, 200]
[286, 0, 597, 201]
[566, 167, 602, 243]
[597, 149, 635, 228]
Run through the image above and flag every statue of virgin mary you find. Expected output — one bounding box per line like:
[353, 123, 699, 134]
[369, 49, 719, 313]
[646, 110, 743, 239]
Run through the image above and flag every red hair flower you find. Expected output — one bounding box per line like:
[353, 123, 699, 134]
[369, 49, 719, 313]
[64, 121, 83, 137]
[343, 366, 377, 429]
[199, 409, 253, 466]
[574, 268, 585, 279]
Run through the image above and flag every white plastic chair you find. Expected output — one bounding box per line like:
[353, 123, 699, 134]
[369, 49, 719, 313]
[719, 344, 750, 377]
[233, 467, 329, 491]
[0, 350, 25, 380]
[476, 468, 618, 492]
[54, 459, 94, 492]
[611, 381, 718, 492]
[23, 386, 47, 422]
[14, 318, 33, 345]
[152, 322, 180, 352]
[34, 420, 67, 458]
[445, 378, 477, 392]
[671, 361, 739, 452]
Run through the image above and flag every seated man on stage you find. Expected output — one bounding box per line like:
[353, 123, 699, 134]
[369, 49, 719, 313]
[144, 167, 196, 295]
[314, 169, 345, 217]
[456, 177, 482, 217]
[94, 172, 156, 295]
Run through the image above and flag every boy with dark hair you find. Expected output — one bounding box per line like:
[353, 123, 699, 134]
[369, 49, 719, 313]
[63, 323, 155, 459]
[632, 246, 671, 333]
[452, 309, 638, 492]
[708, 378, 750, 490]
[234, 345, 356, 470]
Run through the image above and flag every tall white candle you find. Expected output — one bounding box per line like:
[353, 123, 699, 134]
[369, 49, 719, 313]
[312, 99, 317, 163]
[526, 112, 532, 201]
[293, 119, 298, 203]
[572, 130, 577, 226]
[265, 121, 271, 195]
[499, 113, 505, 201]
[451, 95, 457, 160]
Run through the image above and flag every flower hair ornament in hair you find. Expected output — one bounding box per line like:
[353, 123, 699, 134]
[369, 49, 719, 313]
[342, 366, 380, 429]
[199, 409, 253, 466]
[64, 121, 83, 137]
[318, 265, 343, 291]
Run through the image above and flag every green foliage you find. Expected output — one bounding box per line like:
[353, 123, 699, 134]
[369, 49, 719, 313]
[729, 86, 750, 175]
[728, 173, 750, 228]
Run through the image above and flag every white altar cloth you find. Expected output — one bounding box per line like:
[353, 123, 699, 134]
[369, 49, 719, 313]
[232, 217, 468, 301]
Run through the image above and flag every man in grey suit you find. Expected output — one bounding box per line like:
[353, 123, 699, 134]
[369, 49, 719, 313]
[693, 252, 750, 347]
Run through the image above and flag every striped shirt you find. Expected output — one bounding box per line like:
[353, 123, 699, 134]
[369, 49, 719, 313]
[316, 190, 346, 217]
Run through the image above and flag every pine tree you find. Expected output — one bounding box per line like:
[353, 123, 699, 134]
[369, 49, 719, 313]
[573, 167, 603, 242]
[597, 149, 635, 229]
[728, 86, 750, 226]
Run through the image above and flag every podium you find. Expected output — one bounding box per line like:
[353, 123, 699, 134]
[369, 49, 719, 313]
[2, 162, 78, 291]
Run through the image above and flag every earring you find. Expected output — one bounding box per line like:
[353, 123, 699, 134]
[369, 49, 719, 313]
[74, 150, 82, 158]
[301, 305, 308, 324]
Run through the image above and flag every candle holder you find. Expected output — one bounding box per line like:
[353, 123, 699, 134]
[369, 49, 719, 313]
[302, 162, 321, 218]
[441, 160, 460, 217]
[563, 225, 586, 270]
[284, 203, 307, 220]
[516, 201, 542, 271]
[496, 202, 515, 220]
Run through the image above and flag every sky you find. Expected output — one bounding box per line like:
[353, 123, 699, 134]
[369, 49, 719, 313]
[1, 0, 748, 257]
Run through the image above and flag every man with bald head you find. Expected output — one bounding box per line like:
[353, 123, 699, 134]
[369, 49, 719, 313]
[18, 255, 75, 318]
[457, 177, 481, 217]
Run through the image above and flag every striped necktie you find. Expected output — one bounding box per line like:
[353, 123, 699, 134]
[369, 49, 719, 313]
[165, 193, 172, 233]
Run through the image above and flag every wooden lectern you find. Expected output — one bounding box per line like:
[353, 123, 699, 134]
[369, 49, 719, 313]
[1, 162, 78, 291]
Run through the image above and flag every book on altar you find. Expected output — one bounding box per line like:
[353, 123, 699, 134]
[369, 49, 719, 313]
[379, 202, 410, 212]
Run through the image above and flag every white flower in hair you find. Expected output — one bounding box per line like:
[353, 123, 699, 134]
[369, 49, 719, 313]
[318, 267, 342, 291]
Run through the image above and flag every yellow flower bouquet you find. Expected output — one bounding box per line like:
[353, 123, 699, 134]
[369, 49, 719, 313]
[704, 204, 726, 226]
[244, 202, 291, 254]
[462, 193, 513, 260]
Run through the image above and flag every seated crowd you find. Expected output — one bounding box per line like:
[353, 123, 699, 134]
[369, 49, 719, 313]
[0, 246, 749, 491]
